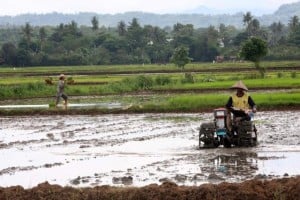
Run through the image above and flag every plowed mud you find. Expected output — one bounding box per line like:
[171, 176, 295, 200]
[0, 111, 299, 199]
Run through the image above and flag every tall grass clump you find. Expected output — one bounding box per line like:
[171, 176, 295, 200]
[277, 72, 284, 78]
[155, 75, 171, 85]
[100, 75, 154, 94]
[0, 82, 54, 99]
[181, 72, 195, 84]
[291, 72, 297, 78]
[134, 75, 153, 90]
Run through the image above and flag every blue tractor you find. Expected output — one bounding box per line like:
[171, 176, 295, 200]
[199, 108, 257, 148]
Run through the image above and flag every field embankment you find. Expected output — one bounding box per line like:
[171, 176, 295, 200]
[1, 177, 299, 200]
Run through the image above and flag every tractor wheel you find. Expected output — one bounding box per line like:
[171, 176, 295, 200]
[223, 137, 232, 148]
[199, 122, 216, 148]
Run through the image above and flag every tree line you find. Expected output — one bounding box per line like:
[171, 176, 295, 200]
[0, 12, 299, 67]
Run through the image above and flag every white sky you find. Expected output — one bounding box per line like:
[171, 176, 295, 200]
[0, 0, 299, 16]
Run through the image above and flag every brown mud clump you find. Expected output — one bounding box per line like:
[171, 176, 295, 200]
[0, 177, 299, 200]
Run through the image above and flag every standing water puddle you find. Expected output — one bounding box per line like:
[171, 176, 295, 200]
[0, 111, 299, 188]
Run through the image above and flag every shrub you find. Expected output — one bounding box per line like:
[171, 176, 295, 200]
[181, 72, 195, 84]
[291, 72, 297, 78]
[45, 77, 53, 85]
[155, 76, 171, 86]
[277, 72, 284, 78]
[134, 75, 153, 90]
[67, 77, 75, 85]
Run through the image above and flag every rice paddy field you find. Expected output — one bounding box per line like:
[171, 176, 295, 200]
[0, 61, 300, 200]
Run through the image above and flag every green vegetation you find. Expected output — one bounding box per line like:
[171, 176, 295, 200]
[1, 12, 300, 67]
[0, 60, 299, 74]
[240, 37, 268, 77]
[170, 46, 192, 70]
[0, 71, 299, 100]
[0, 61, 299, 115]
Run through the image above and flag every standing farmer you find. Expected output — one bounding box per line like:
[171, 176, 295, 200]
[55, 74, 68, 109]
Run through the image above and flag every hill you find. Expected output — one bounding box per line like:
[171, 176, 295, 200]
[0, 2, 299, 28]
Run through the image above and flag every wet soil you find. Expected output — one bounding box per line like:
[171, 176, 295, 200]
[0, 111, 299, 199]
[0, 177, 299, 200]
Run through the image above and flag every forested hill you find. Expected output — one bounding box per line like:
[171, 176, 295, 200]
[0, 1, 299, 28]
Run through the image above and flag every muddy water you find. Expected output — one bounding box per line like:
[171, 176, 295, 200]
[0, 111, 299, 188]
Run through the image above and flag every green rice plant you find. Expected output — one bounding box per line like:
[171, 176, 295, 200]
[71, 88, 83, 95]
[109, 82, 133, 93]
[138, 92, 300, 112]
[228, 76, 240, 81]
[0, 82, 55, 99]
[242, 73, 260, 79]
[166, 94, 228, 111]
[48, 102, 56, 108]
[202, 75, 216, 82]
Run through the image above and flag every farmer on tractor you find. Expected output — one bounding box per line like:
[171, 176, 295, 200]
[199, 80, 258, 148]
[225, 80, 257, 131]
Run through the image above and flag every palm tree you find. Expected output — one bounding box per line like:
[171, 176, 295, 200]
[117, 20, 126, 36]
[243, 12, 253, 27]
[91, 16, 99, 31]
[39, 27, 47, 51]
[22, 22, 33, 44]
[289, 15, 299, 32]
[248, 19, 260, 36]
[269, 22, 284, 46]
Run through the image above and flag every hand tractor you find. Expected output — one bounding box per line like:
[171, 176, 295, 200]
[199, 108, 257, 148]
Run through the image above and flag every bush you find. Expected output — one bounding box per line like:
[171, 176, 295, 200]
[291, 72, 297, 78]
[134, 75, 153, 90]
[277, 72, 284, 78]
[155, 76, 171, 86]
[45, 77, 53, 85]
[181, 73, 195, 84]
[67, 77, 75, 85]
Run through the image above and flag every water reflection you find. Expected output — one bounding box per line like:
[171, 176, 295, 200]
[206, 152, 258, 176]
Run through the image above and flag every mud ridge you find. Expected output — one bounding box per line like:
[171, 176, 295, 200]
[0, 177, 299, 200]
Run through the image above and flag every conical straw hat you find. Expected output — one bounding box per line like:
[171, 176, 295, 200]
[230, 80, 248, 91]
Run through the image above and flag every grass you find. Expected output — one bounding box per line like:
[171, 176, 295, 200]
[0, 74, 299, 100]
[0, 61, 299, 114]
[0, 60, 299, 74]
[0, 91, 299, 115]
[116, 91, 300, 113]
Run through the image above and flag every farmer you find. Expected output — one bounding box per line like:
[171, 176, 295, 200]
[55, 74, 68, 108]
[225, 80, 256, 129]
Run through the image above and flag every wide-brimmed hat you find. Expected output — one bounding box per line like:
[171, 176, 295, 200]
[59, 74, 65, 79]
[230, 80, 248, 91]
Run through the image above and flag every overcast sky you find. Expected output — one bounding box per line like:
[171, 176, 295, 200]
[0, 0, 299, 16]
